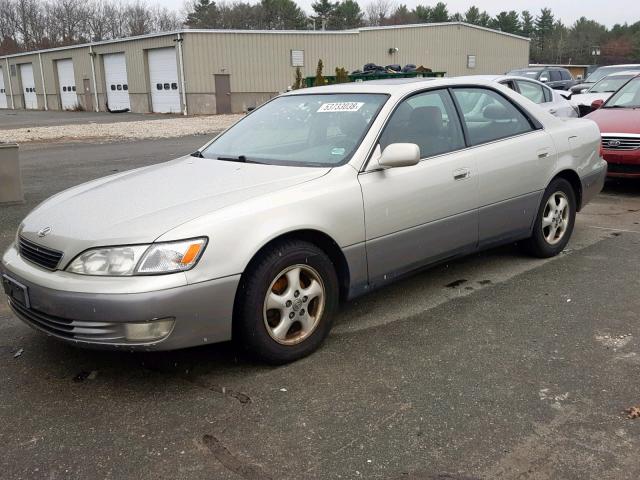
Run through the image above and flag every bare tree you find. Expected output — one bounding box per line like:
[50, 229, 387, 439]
[365, 0, 394, 26]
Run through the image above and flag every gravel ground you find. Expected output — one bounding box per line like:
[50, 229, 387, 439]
[2, 114, 243, 143]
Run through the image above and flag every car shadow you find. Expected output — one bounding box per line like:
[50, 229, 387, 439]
[603, 178, 640, 197]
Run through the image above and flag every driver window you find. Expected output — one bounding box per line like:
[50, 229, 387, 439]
[379, 89, 465, 159]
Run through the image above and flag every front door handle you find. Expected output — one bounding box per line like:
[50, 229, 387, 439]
[453, 168, 471, 180]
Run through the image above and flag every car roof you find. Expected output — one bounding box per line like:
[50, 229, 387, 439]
[599, 70, 640, 77]
[597, 64, 640, 69]
[283, 76, 501, 96]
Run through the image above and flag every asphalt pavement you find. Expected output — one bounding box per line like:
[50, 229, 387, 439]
[0, 109, 178, 130]
[1, 138, 640, 479]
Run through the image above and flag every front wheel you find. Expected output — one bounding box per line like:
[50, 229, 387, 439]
[523, 178, 576, 258]
[235, 240, 339, 364]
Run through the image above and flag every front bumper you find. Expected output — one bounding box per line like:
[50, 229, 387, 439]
[1, 249, 240, 351]
[603, 150, 640, 178]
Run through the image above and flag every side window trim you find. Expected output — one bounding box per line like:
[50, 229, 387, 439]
[448, 85, 542, 148]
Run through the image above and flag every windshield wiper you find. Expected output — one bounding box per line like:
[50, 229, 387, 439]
[217, 155, 249, 162]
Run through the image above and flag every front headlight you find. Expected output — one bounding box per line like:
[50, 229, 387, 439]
[66, 238, 207, 276]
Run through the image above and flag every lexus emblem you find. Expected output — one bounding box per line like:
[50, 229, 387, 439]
[608, 139, 621, 147]
[37, 226, 52, 238]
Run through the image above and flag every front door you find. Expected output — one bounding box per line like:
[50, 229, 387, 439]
[215, 74, 231, 114]
[359, 88, 479, 286]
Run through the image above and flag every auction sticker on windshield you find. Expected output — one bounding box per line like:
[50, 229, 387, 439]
[317, 102, 364, 112]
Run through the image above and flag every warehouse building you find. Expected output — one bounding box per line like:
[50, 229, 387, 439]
[0, 23, 529, 115]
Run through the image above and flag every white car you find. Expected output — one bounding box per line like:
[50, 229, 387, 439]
[571, 71, 639, 116]
[458, 75, 579, 118]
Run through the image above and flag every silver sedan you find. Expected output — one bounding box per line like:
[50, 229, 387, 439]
[1, 78, 606, 363]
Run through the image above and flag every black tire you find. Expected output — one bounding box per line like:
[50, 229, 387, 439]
[523, 177, 576, 258]
[234, 239, 339, 364]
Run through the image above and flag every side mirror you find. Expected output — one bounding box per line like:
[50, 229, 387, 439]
[580, 88, 588, 94]
[540, 76, 549, 83]
[558, 90, 571, 100]
[378, 143, 420, 168]
[591, 99, 604, 110]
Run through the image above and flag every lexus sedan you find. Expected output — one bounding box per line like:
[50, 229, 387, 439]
[2, 78, 607, 364]
[586, 73, 640, 178]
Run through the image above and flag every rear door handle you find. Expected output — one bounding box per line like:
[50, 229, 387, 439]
[537, 148, 551, 159]
[453, 168, 471, 180]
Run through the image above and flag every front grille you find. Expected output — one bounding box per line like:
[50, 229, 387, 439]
[8, 299, 126, 342]
[602, 136, 640, 151]
[606, 163, 640, 174]
[18, 236, 63, 270]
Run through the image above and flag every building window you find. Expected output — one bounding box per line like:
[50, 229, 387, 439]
[467, 55, 476, 69]
[291, 50, 304, 67]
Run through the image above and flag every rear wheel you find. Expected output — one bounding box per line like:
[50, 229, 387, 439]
[235, 240, 339, 364]
[523, 178, 576, 258]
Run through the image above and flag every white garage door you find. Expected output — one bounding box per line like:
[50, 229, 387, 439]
[104, 53, 130, 111]
[20, 63, 37, 109]
[0, 67, 7, 109]
[57, 59, 77, 110]
[148, 48, 181, 114]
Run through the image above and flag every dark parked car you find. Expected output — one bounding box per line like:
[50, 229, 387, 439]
[507, 67, 577, 90]
[569, 64, 640, 94]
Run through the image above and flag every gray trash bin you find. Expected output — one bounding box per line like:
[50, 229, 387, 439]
[0, 143, 24, 205]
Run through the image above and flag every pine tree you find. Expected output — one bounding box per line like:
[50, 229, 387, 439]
[520, 10, 534, 38]
[314, 59, 325, 86]
[335, 67, 349, 83]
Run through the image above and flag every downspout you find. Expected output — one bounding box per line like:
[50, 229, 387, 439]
[89, 45, 99, 112]
[38, 53, 47, 110]
[5, 57, 15, 109]
[176, 32, 188, 116]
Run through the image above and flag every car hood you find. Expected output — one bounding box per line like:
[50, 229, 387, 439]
[586, 108, 640, 134]
[571, 92, 613, 106]
[20, 156, 330, 255]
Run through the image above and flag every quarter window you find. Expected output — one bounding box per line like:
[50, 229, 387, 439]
[379, 89, 465, 159]
[452, 88, 534, 146]
[515, 80, 545, 104]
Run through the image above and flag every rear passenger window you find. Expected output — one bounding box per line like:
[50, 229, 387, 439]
[379, 89, 465, 159]
[515, 80, 545, 104]
[549, 70, 562, 81]
[560, 70, 571, 80]
[452, 88, 534, 146]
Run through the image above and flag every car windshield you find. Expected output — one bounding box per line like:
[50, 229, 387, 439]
[586, 66, 640, 83]
[588, 75, 634, 93]
[604, 76, 640, 108]
[508, 70, 540, 79]
[201, 93, 388, 167]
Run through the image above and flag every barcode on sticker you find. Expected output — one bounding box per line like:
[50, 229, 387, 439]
[317, 102, 364, 113]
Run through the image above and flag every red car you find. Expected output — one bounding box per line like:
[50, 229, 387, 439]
[586, 73, 640, 178]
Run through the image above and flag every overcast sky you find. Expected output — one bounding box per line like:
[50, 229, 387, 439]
[158, 0, 638, 28]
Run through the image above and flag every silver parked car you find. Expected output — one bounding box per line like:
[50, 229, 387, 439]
[458, 75, 579, 118]
[2, 78, 607, 363]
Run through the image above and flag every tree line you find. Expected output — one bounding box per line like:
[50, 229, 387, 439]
[0, 0, 181, 54]
[1, 0, 639, 67]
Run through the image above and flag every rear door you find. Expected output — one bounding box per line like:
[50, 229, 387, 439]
[20, 64, 37, 109]
[451, 87, 554, 247]
[148, 48, 181, 114]
[359, 88, 478, 286]
[56, 59, 77, 110]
